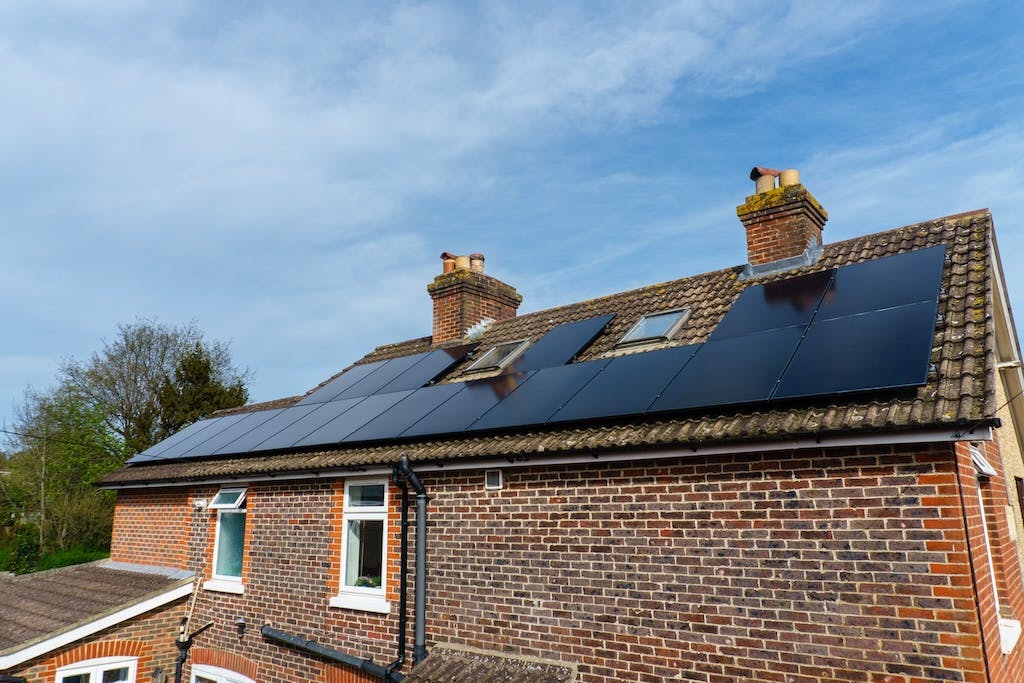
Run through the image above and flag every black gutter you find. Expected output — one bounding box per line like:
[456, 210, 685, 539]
[0, 675, 28, 683]
[385, 470, 411, 679]
[261, 625, 402, 681]
[396, 455, 429, 665]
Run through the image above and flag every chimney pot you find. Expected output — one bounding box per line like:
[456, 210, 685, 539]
[779, 169, 800, 187]
[440, 252, 457, 274]
[454, 255, 471, 271]
[469, 253, 485, 273]
[428, 254, 522, 344]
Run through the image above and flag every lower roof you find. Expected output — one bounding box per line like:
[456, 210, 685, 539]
[404, 644, 576, 683]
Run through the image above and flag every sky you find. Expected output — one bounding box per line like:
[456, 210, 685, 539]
[2, 0, 1022, 433]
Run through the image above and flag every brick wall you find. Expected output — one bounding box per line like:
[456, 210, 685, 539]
[8, 596, 185, 682]
[108, 442, 1024, 682]
[111, 488, 190, 569]
[736, 184, 826, 266]
[427, 269, 521, 343]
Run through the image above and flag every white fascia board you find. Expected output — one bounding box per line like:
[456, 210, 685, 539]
[102, 426, 991, 490]
[0, 581, 194, 671]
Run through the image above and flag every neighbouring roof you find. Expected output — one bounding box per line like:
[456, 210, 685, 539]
[102, 209, 997, 486]
[0, 562, 193, 658]
[404, 644, 576, 683]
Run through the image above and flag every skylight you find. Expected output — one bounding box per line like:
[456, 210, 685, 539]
[465, 339, 530, 373]
[617, 308, 690, 346]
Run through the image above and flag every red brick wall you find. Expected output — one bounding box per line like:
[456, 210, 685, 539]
[111, 488, 190, 569]
[107, 442, 1024, 683]
[7, 596, 185, 682]
[427, 270, 521, 343]
[736, 185, 826, 266]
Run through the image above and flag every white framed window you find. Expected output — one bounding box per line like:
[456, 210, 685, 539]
[617, 308, 690, 347]
[204, 486, 247, 594]
[330, 479, 390, 613]
[465, 339, 530, 374]
[191, 664, 255, 683]
[57, 656, 137, 683]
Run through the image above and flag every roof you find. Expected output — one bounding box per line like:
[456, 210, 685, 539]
[0, 562, 193, 660]
[404, 644, 576, 683]
[102, 209, 996, 487]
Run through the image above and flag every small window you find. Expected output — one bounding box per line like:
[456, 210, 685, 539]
[209, 488, 247, 509]
[206, 487, 247, 591]
[485, 469, 503, 490]
[465, 339, 530, 373]
[57, 657, 137, 683]
[332, 479, 391, 613]
[617, 308, 690, 346]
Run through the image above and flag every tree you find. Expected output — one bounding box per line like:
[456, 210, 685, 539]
[61, 319, 250, 455]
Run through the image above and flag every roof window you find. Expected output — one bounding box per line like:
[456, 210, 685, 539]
[617, 308, 690, 347]
[465, 339, 530, 374]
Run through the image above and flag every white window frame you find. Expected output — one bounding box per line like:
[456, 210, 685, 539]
[616, 308, 690, 347]
[56, 656, 138, 683]
[330, 479, 390, 614]
[191, 664, 256, 683]
[204, 486, 247, 594]
[465, 339, 530, 374]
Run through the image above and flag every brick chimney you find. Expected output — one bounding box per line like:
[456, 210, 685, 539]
[737, 167, 828, 279]
[427, 252, 522, 344]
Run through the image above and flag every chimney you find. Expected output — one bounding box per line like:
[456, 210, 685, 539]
[427, 252, 522, 344]
[737, 167, 828, 279]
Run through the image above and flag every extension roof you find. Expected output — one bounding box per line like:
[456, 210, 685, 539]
[403, 644, 576, 683]
[102, 209, 996, 487]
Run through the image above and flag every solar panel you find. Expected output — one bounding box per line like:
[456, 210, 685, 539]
[400, 372, 535, 438]
[346, 383, 466, 443]
[249, 398, 366, 452]
[128, 418, 218, 462]
[814, 245, 946, 321]
[649, 326, 805, 413]
[376, 346, 473, 394]
[549, 344, 701, 423]
[175, 408, 287, 458]
[156, 413, 250, 459]
[212, 404, 320, 454]
[469, 360, 610, 431]
[507, 315, 615, 372]
[297, 361, 388, 405]
[332, 354, 428, 400]
[295, 391, 414, 447]
[710, 268, 832, 341]
[773, 300, 938, 399]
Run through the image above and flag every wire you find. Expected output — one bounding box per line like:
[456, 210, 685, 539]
[0, 427, 110, 451]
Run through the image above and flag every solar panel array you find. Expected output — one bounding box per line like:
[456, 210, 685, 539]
[129, 246, 946, 464]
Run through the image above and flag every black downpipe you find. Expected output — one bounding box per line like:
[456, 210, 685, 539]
[396, 455, 429, 665]
[385, 472, 410, 679]
[0, 675, 28, 683]
[174, 618, 214, 683]
[261, 625, 400, 681]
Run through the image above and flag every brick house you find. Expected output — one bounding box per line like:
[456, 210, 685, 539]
[7, 168, 1024, 682]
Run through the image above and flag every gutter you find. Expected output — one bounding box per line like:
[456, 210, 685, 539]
[261, 626, 404, 682]
[0, 675, 28, 683]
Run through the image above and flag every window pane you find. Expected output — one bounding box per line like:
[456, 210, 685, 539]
[102, 668, 130, 683]
[467, 340, 527, 372]
[195, 677, 217, 683]
[621, 311, 686, 343]
[349, 484, 385, 507]
[61, 676, 90, 683]
[344, 518, 384, 588]
[210, 488, 246, 509]
[215, 511, 246, 577]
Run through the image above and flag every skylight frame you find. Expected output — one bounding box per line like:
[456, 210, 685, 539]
[464, 339, 531, 374]
[616, 308, 691, 347]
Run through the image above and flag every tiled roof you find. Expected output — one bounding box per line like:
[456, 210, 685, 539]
[0, 562, 193, 655]
[101, 209, 996, 486]
[404, 644, 576, 683]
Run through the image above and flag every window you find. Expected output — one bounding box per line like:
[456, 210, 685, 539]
[204, 487, 247, 594]
[191, 665, 255, 683]
[330, 479, 390, 613]
[465, 339, 530, 373]
[617, 308, 690, 347]
[57, 657, 137, 683]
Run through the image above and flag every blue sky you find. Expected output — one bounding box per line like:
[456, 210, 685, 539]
[2, 1, 1022, 431]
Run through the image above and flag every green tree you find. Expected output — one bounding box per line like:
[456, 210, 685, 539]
[61, 319, 250, 455]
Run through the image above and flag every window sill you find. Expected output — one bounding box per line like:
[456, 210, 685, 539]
[329, 594, 391, 614]
[1000, 617, 1022, 654]
[203, 578, 245, 594]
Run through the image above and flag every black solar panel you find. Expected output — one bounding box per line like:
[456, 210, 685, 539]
[346, 383, 466, 443]
[297, 361, 388, 405]
[773, 300, 938, 399]
[250, 398, 366, 452]
[649, 326, 805, 412]
[176, 408, 286, 458]
[507, 314, 614, 372]
[296, 391, 414, 447]
[469, 360, 610, 431]
[213, 404, 319, 454]
[400, 372, 534, 438]
[156, 413, 250, 459]
[128, 418, 218, 462]
[332, 354, 428, 400]
[710, 269, 833, 341]
[815, 245, 946, 321]
[549, 344, 701, 423]
[377, 346, 473, 394]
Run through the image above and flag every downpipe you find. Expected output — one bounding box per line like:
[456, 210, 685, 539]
[396, 455, 429, 665]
